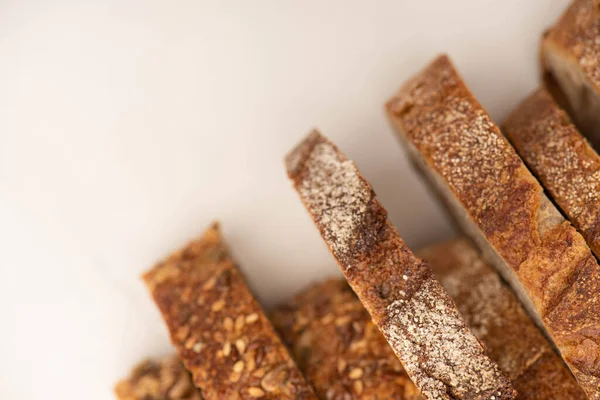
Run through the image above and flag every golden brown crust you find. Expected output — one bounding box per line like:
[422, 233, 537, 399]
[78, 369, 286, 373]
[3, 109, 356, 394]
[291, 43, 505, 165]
[503, 88, 600, 259]
[272, 238, 585, 400]
[543, 0, 600, 93]
[419, 239, 587, 400]
[386, 54, 600, 399]
[271, 278, 422, 400]
[542, 0, 600, 146]
[142, 224, 317, 400]
[114, 356, 203, 400]
[285, 131, 515, 400]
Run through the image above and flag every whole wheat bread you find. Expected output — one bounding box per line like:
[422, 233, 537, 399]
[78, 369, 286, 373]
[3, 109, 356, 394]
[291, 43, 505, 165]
[542, 0, 600, 148]
[386, 54, 600, 399]
[271, 278, 421, 400]
[285, 131, 515, 400]
[142, 223, 317, 400]
[114, 356, 203, 400]
[504, 87, 600, 260]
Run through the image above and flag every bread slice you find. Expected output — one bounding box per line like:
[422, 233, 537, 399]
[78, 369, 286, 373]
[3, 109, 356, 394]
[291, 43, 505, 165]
[272, 239, 585, 400]
[271, 278, 421, 400]
[386, 54, 600, 399]
[541, 0, 600, 147]
[114, 356, 203, 400]
[504, 87, 600, 260]
[142, 223, 317, 400]
[419, 239, 587, 400]
[285, 131, 515, 400]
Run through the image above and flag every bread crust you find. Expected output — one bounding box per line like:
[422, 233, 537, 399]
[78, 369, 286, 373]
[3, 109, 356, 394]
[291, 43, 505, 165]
[114, 356, 203, 400]
[386, 54, 600, 399]
[285, 131, 515, 400]
[419, 239, 587, 400]
[143, 224, 317, 400]
[543, 0, 600, 94]
[272, 238, 584, 400]
[271, 278, 422, 400]
[542, 0, 600, 146]
[504, 88, 600, 259]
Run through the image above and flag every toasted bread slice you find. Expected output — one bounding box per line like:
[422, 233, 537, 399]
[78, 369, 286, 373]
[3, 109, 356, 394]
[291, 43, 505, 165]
[387, 54, 600, 399]
[504, 88, 600, 259]
[542, 0, 600, 147]
[420, 239, 587, 400]
[142, 224, 317, 400]
[285, 131, 515, 400]
[114, 356, 203, 400]
[271, 278, 421, 400]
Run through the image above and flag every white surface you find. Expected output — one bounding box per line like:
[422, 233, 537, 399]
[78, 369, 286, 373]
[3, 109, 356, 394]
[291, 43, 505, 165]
[0, 0, 570, 398]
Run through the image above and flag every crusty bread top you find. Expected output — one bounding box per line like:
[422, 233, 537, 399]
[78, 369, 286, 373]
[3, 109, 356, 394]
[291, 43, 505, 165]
[387, 55, 560, 268]
[285, 131, 515, 400]
[143, 224, 317, 400]
[114, 356, 203, 400]
[504, 87, 600, 259]
[271, 278, 421, 400]
[387, 54, 600, 400]
[544, 0, 600, 93]
[419, 239, 587, 400]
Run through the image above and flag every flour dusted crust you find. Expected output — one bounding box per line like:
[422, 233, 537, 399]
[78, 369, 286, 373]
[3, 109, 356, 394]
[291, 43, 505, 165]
[285, 131, 515, 400]
[114, 356, 203, 400]
[542, 0, 600, 147]
[544, 0, 600, 93]
[419, 239, 586, 400]
[504, 88, 600, 259]
[386, 54, 600, 399]
[271, 278, 421, 400]
[143, 224, 317, 400]
[272, 238, 584, 400]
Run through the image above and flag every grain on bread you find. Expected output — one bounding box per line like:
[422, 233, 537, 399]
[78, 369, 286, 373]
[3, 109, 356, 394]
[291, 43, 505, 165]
[504, 87, 600, 259]
[386, 54, 600, 399]
[419, 239, 587, 400]
[285, 131, 515, 400]
[143, 223, 317, 400]
[271, 278, 421, 400]
[542, 0, 600, 147]
[114, 356, 202, 400]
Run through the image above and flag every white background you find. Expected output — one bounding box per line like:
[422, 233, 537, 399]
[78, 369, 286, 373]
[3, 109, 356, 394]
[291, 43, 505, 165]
[0, 0, 570, 398]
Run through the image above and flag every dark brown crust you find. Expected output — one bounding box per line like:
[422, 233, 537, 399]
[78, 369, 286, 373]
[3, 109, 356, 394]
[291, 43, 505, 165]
[418, 239, 587, 400]
[503, 88, 600, 259]
[543, 0, 600, 93]
[386, 54, 600, 399]
[142, 224, 317, 400]
[114, 356, 203, 400]
[271, 278, 422, 400]
[285, 131, 515, 400]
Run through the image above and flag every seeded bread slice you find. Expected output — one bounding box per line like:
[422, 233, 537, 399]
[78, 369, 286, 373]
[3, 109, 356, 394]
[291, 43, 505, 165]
[142, 223, 317, 400]
[386, 54, 600, 400]
[504, 88, 600, 260]
[285, 131, 515, 400]
[541, 0, 600, 147]
[271, 278, 421, 400]
[419, 239, 587, 400]
[114, 356, 203, 400]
